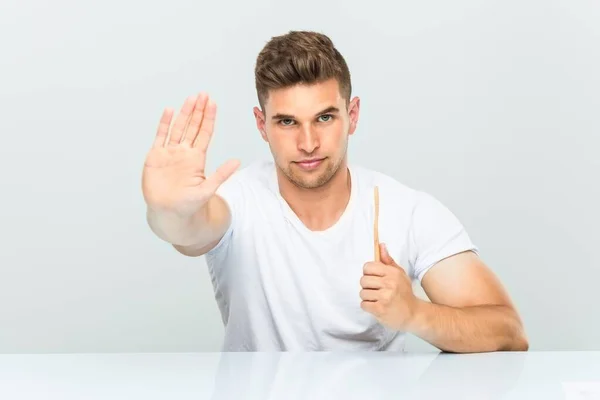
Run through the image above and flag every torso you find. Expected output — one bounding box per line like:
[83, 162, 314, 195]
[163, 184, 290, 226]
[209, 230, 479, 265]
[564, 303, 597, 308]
[206, 160, 421, 351]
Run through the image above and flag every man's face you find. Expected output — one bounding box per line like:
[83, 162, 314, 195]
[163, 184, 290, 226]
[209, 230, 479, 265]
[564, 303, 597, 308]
[254, 78, 360, 189]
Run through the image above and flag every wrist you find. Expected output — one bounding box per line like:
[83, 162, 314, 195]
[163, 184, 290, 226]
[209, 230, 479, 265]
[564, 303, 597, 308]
[405, 297, 429, 334]
[146, 204, 209, 246]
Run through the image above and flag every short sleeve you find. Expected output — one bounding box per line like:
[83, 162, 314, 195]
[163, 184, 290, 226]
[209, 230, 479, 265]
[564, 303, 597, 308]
[408, 191, 479, 282]
[205, 171, 244, 258]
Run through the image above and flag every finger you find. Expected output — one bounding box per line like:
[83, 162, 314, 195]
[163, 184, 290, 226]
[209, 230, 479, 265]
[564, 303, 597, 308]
[363, 262, 387, 277]
[193, 98, 217, 151]
[153, 108, 174, 148]
[182, 93, 209, 146]
[168, 95, 197, 145]
[202, 159, 241, 194]
[360, 275, 383, 289]
[379, 243, 397, 267]
[360, 300, 380, 316]
[380, 244, 408, 275]
[360, 289, 379, 302]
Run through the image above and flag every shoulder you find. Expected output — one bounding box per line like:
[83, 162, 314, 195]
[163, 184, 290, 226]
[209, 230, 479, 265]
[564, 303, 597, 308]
[350, 164, 458, 223]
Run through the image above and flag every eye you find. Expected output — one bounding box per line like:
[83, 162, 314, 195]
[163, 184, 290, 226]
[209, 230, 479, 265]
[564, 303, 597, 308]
[318, 114, 334, 122]
[279, 118, 295, 126]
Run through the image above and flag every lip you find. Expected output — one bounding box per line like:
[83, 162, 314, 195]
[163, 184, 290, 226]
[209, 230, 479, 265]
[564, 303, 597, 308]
[295, 158, 324, 170]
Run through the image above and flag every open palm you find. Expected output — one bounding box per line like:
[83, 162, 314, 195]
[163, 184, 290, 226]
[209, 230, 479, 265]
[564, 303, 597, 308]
[142, 93, 239, 217]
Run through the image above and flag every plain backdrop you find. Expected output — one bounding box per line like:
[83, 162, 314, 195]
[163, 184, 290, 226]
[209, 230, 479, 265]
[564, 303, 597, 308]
[0, 0, 598, 353]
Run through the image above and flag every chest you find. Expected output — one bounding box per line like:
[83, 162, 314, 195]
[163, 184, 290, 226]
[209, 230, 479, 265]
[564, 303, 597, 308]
[227, 211, 410, 344]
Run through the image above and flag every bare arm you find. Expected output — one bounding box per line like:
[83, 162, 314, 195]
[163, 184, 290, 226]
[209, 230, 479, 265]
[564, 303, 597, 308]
[411, 251, 529, 353]
[147, 193, 232, 257]
[142, 93, 239, 257]
[409, 300, 528, 353]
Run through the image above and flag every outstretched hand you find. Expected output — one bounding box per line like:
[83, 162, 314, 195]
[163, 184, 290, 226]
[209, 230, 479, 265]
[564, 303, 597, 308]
[142, 93, 239, 217]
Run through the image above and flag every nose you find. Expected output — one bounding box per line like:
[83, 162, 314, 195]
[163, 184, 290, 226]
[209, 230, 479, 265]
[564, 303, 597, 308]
[297, 126, 319, 154]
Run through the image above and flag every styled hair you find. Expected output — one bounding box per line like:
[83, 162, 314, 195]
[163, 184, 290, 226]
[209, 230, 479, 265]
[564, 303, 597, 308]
[254, 30, 352, 111]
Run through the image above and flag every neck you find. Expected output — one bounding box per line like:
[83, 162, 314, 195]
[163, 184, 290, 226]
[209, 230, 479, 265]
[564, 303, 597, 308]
[277, 159, 352, 231]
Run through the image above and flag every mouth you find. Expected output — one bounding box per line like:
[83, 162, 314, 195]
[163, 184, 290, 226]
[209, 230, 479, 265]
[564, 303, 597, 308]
[294, 158, 325, 171]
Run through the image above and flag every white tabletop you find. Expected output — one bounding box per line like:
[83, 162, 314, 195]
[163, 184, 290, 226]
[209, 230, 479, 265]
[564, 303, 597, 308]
[1, 351, 599, 399]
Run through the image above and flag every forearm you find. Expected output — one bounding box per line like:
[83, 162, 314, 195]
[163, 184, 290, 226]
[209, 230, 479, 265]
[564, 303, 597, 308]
[408, 300, 529, 353]
[146, 194, 230, 248]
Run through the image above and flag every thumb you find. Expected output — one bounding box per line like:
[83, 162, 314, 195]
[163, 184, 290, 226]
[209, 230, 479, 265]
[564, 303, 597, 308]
[379, 243, 398, 267]
[202, 159, 240, 193]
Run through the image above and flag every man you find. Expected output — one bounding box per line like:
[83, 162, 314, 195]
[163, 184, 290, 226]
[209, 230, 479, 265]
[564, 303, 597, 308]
[142, 30, 528, 352]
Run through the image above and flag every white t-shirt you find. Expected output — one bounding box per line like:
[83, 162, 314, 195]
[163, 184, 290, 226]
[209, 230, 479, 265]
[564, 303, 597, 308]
[205, 160, 478, 351]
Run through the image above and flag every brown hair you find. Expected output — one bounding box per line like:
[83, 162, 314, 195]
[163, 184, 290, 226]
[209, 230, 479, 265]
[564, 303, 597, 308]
[254, 30, 352, 111]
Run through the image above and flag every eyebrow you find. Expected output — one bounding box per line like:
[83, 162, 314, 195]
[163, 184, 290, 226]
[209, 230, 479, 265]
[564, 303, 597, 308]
[271, 106, 340, 120]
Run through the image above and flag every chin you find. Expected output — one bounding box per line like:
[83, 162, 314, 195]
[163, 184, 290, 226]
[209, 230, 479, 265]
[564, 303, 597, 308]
[292, 164, 339, 189]
[294, 177, 326, 189]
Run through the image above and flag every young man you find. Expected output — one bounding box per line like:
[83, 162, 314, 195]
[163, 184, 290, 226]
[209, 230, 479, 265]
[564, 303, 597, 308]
[142, 31, 529, 352]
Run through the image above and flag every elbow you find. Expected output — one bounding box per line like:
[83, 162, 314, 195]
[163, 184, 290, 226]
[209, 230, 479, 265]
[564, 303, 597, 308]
[497, 334, 528, 352]
[514, 333, 529, 352]
[504, 334, 529, 352]
[503, 307, 529, 352]
[173, 243, 208, 257]
[502, 323, 529, 352]
[513, 314, 530, 351]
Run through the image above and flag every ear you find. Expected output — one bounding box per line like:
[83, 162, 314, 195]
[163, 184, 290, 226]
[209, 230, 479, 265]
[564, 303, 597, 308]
[347, 96, 360, 136]
[253, 106, 268, 142]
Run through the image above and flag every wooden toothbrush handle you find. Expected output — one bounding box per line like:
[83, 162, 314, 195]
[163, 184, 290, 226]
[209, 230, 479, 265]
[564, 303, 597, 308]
[374, 186, 380, 262]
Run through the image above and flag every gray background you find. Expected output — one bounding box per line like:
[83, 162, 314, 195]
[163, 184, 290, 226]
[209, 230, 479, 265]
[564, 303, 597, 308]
[0, 0, 598, 353]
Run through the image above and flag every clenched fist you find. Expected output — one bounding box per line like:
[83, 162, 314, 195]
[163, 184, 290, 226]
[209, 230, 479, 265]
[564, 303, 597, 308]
[360, 243, 419, 332]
